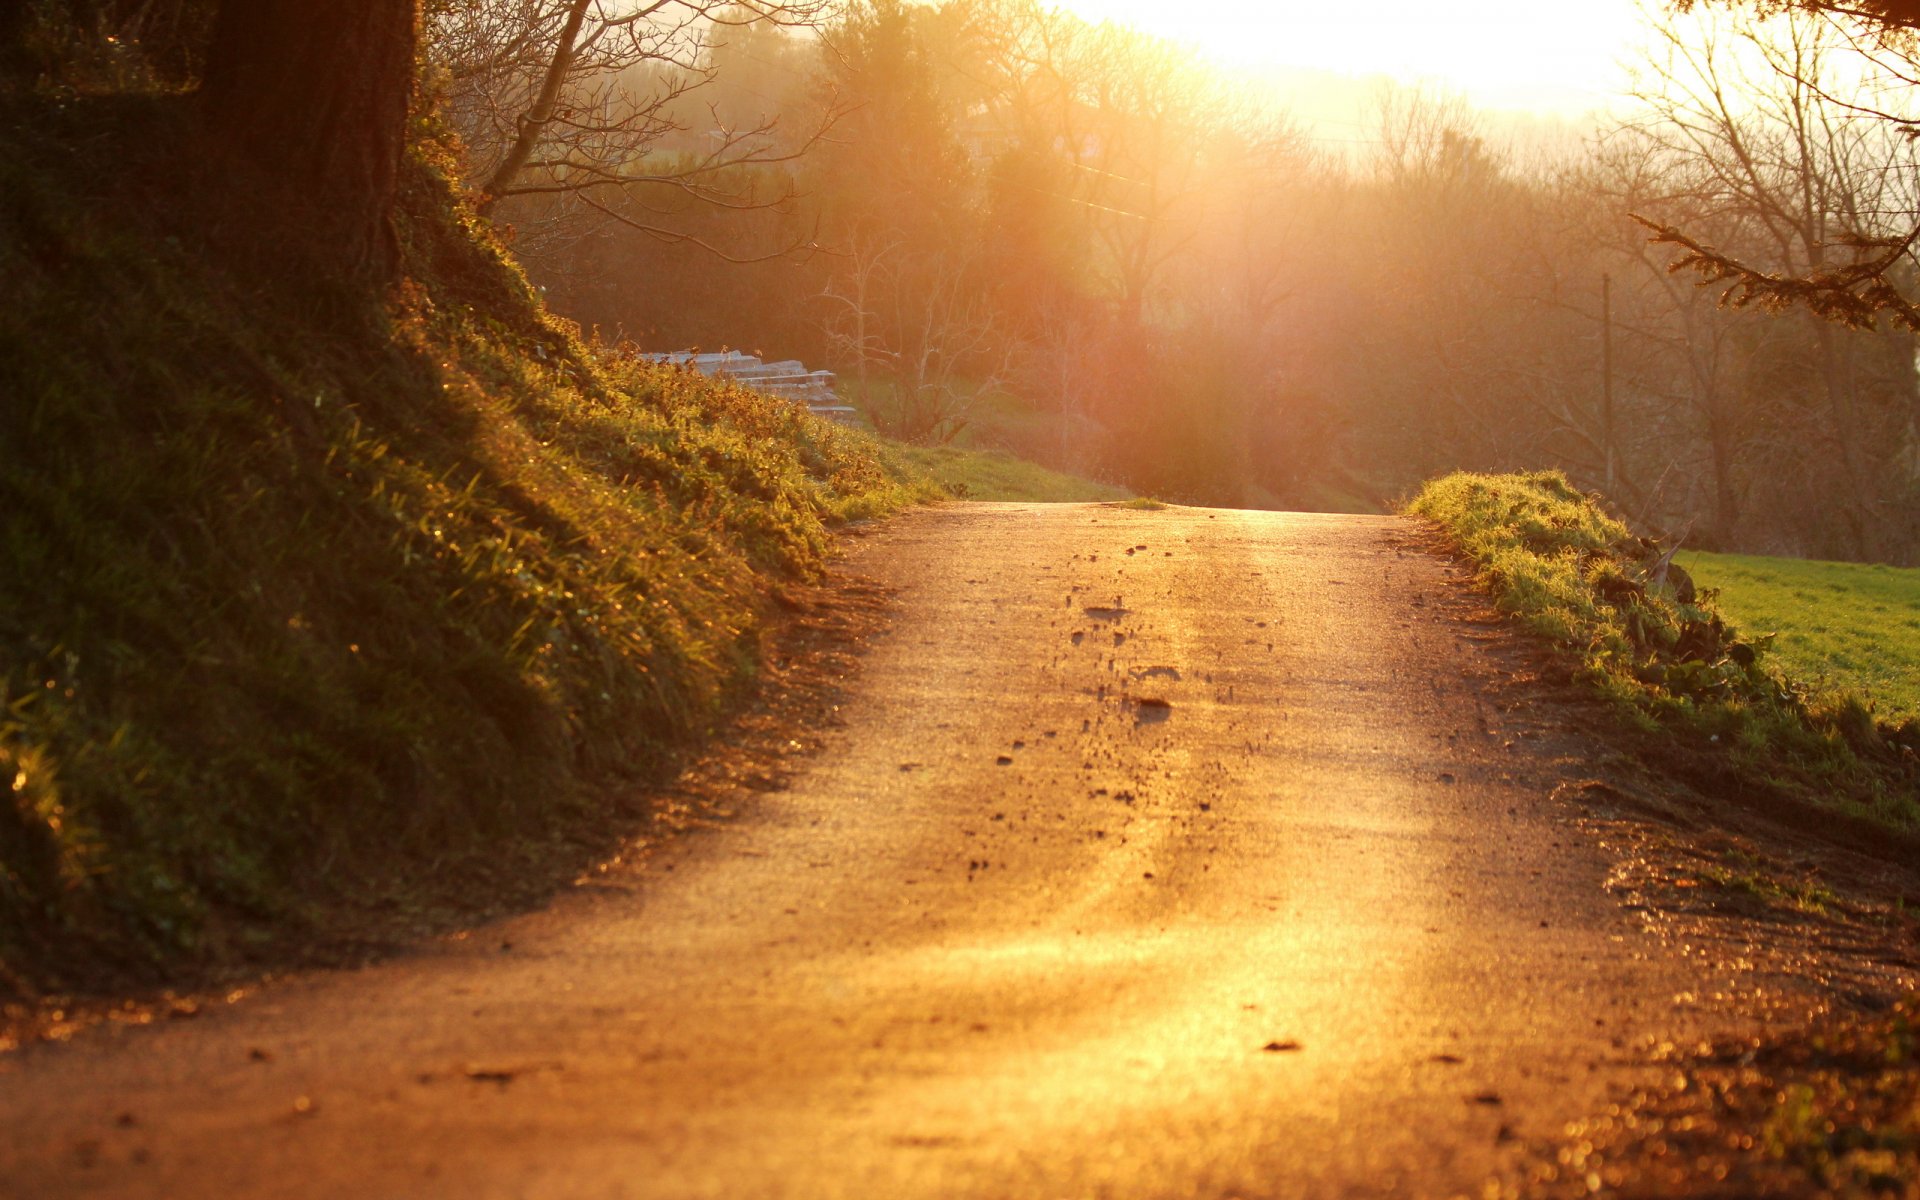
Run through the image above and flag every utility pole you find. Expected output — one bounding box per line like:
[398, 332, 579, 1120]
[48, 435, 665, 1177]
[1601, 273, 1617, 494]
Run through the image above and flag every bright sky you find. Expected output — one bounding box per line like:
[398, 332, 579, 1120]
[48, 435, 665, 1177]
[1055, 0, 1653, 115]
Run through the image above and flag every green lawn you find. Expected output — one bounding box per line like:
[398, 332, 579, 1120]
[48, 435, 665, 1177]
[1680, 551, 1920, 722]
[883, 444, 1129, 503]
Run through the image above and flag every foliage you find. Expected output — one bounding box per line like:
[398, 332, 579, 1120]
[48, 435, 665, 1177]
[0, 98, 930, 994]
[1409, 471, 1919, 826]
[0, 0, 216, 93]
[1681, 550, 1920, 722]
[1637, 212, 1920, 332]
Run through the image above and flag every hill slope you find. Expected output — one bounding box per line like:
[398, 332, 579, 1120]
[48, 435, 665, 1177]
[0, 98, 932, 996]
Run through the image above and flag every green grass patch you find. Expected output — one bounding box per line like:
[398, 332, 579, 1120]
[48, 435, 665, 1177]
[1698, 865, 1837, 913]
[1680, 551, 1920, 723]
[1296, 480, 1386, 515]
[0, 98, 933, 995]
[1407, 471, 1918, 827]
[880, 444, 1128, 503]
[1697, 846, 1839, 914]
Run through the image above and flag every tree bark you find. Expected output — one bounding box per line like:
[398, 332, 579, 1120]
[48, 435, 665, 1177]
[201, 0, 418, 278]
[1812, 317, 1882, 559]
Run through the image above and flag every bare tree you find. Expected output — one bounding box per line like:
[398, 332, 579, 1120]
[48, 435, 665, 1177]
[967, 4, 1239, 329]
[820, 233, 1009, 444]
[1570, 130, 1767, 542]
[428, 0, 839, 255]
[1629, 4, 1918, 556]
[1655, 0, 1920, 327]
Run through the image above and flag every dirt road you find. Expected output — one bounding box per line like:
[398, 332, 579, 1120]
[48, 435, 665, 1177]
[0, 504, 1860, 1198]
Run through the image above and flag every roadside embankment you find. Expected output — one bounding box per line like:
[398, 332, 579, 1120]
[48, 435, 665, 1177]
[1408, 471, 1918, 832]
[0, 99, 935, 997]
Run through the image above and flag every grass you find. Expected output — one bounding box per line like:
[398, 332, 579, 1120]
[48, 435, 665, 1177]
[0, 97, 935, 996]
[879, 444, 1128, 503]
[1295, 480, 1386, 515]
[1697, 846, 1839, 914]
[1699, 865, 1837, 913]
[1680, 550, 1920, 723]
[1407, 471, 1918, 828]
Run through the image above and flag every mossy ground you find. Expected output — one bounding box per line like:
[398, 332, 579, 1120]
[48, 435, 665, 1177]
[0, 97, 934, 996]
[1407, 471, 1918, 829]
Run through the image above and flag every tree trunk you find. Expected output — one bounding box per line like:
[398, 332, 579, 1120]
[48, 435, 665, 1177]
[1703, 391, 1741, 546]
[201, 0, 418, 278]
[0, 1, 32, 80]
[1812, 318, 1881, 560]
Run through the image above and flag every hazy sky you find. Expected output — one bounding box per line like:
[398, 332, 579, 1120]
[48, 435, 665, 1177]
[1053, 0, 1652, 115]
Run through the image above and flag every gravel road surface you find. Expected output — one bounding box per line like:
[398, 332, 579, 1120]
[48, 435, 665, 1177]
[0, 504, 1792, 1198]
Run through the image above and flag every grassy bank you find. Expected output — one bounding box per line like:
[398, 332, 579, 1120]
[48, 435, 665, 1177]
[1407, 471, 1918, 827]
[880, 444, 1128, 502]
[1680, 551, 1920, 723]
[0, 99, 933, 996]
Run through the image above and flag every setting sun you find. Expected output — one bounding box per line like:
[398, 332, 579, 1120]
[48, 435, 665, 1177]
[1057, 0, 1649, 111]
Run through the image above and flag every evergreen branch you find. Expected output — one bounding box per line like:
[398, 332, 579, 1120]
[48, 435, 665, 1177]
[1631, 211, 1920, 330]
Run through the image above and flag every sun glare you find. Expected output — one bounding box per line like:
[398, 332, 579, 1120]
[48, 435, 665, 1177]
[1054, 0, 1649, 113]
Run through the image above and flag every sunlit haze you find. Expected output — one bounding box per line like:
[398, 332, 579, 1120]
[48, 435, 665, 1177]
[1057, 0, 1650, 115]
